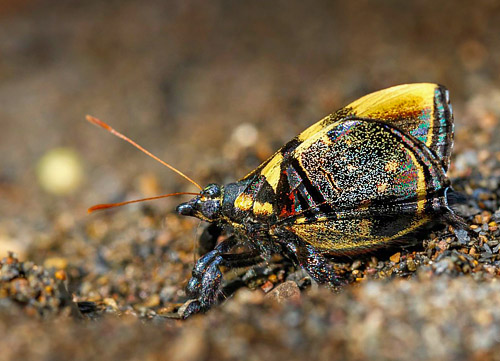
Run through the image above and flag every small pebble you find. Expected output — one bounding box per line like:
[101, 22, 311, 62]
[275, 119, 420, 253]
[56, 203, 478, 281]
[407, 259, 417, 272]
[390, 252, 401, 263]
[260, 281, 274, 293]
[455, 229, 470, 245]
[265, 281, 301, 304]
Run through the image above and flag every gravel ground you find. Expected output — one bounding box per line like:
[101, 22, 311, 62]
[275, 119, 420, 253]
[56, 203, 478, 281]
[1, 1, 500, 360]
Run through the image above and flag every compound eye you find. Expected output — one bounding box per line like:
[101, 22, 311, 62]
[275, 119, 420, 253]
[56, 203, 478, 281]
[203, 184, 221, 198]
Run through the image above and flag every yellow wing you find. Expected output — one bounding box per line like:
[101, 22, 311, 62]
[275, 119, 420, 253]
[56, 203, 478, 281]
[345, 83, 454, 170]
[244, 83, 454, 191]
[297, 83, 453, 170]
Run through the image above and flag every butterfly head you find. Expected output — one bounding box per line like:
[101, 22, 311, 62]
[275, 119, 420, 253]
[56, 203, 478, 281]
[176, 184, 223, 222]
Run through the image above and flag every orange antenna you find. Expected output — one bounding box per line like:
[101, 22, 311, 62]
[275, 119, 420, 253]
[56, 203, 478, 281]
[86, 115, 202, 190]
[88, 192, 199, 213]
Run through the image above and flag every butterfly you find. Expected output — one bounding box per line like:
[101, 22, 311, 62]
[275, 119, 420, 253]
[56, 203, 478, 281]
[88, 83, 464, 318]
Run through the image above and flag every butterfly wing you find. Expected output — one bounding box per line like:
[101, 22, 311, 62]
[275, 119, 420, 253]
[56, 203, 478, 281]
[238, 84, 454, 252]
[274, 119, 450, 253]
[277, 118, 448, 217]
[345, 83, 454, 171]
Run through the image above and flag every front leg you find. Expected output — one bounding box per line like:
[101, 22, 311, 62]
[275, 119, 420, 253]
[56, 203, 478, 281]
[179, 236, 265, 318]
[198, 223, 222, 255]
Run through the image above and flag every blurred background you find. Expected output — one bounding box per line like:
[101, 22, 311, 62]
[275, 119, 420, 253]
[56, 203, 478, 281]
[1, 1, 500, 359]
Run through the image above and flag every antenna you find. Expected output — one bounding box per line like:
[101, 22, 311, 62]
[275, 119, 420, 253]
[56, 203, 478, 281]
[86, 115, 202, 190]
[88, 192, 199, 213]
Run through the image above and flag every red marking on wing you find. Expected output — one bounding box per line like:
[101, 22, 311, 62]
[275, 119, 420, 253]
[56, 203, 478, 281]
[279, 191, 298, 218]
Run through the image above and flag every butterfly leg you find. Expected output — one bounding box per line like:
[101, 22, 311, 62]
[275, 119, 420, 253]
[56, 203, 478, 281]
[285, 242, 345, 287]
[180, 237, 265, 318]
